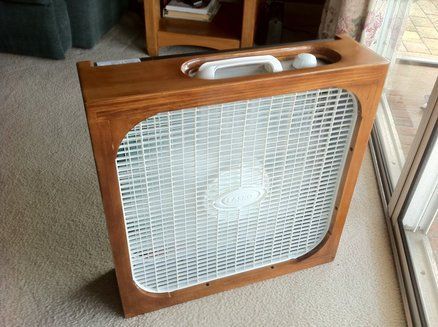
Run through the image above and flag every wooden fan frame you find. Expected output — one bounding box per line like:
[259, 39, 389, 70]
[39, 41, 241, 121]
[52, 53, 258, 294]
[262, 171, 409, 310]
[77, 35, 388, 318]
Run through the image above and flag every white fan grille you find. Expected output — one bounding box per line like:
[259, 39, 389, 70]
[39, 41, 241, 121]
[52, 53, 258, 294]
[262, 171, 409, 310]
[116, 88, 357, 293]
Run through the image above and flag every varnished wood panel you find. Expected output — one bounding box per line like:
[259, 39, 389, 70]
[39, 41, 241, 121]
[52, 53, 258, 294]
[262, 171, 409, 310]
[241, 0, 261, 47]
[144, 0, 161, 56]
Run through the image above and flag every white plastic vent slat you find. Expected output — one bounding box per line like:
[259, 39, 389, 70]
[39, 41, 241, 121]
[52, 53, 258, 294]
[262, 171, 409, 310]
[116, 88, 357, 293]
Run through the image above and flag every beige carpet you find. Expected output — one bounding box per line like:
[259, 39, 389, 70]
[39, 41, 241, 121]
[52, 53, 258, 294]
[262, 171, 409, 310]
[0, 14, 406, 327]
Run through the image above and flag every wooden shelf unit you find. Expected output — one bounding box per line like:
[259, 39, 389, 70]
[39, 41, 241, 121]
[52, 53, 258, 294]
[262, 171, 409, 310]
[144, 0, 260, 56]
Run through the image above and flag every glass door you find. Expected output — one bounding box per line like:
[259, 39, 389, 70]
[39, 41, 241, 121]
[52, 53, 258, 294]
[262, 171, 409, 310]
[386, 83, 438, 325]
[370, 0, 438, 325]
[372, 0, 438, 191]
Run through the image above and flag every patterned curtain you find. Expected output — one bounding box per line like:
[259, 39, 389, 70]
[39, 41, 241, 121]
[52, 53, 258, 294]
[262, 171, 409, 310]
[318, 0, 389, 49]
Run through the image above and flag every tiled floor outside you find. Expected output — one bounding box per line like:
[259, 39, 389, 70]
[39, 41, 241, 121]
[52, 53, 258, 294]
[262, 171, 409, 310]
[399, 0, 438, 60]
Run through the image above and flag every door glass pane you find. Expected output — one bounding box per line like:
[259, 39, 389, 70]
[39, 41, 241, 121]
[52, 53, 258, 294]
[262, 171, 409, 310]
[378, 0, 438, 186]
[385, 63, 437, 156]
[385, 0, 438, 157]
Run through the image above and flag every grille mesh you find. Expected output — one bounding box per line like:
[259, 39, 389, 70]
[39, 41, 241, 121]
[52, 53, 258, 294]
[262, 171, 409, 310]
[116, 88, 357, 293]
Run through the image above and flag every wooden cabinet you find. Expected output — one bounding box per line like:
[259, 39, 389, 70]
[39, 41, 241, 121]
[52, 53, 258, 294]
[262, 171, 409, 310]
[144, 0, 261, 56]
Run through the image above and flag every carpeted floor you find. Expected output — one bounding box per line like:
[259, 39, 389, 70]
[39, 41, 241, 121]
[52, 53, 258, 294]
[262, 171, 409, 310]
[0, 14, 406, 327]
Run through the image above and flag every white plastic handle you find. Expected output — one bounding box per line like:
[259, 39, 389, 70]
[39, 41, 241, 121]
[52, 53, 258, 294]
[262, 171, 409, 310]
[196, 55, 283, 79]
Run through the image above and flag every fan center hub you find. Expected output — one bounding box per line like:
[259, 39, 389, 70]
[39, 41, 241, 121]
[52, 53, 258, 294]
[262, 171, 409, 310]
[214, 186, 266, 210]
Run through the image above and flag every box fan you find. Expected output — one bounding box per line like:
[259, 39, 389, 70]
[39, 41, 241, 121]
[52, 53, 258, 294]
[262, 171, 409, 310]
[77, 35, 388, 317]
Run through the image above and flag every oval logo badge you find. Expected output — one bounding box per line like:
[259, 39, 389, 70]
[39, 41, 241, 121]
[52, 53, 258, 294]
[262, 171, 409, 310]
[213, 187, 266, 210]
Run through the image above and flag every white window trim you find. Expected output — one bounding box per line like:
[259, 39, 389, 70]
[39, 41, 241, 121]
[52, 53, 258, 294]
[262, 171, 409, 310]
[403, 138, 438, 232]
[374, 96, 406, 188]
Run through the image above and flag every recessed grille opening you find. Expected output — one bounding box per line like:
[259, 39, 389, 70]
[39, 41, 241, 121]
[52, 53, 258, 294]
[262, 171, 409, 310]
[116, 88, 358, 293]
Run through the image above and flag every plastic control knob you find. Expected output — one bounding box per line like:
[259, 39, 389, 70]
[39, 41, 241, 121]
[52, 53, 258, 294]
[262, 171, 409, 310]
[292, 53, 318, 69]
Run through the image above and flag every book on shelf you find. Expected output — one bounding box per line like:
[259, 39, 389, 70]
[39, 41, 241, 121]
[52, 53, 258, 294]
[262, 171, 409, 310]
[163, 0, 221, 22]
